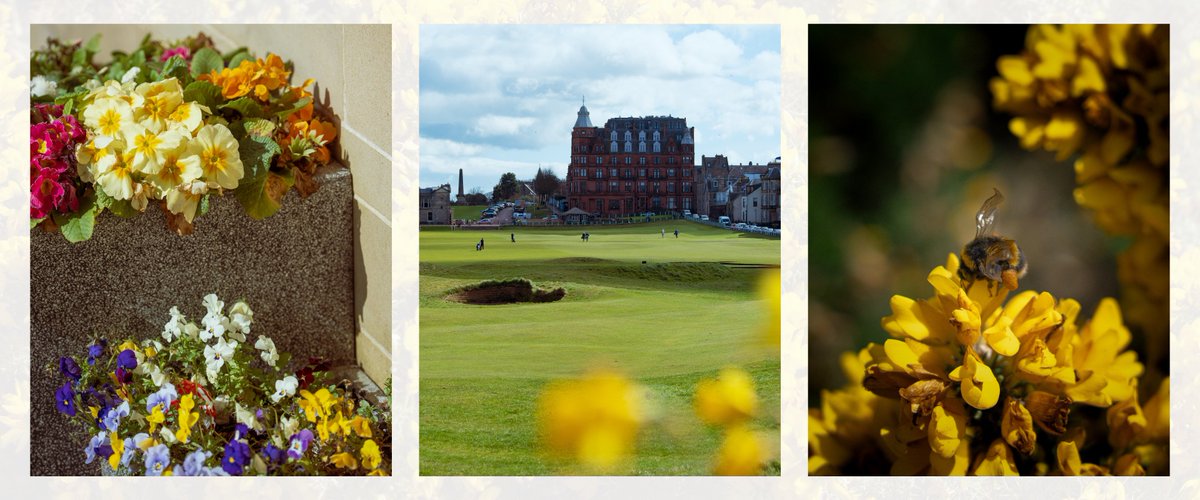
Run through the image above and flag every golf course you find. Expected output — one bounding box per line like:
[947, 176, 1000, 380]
[419, 220, 781, 475]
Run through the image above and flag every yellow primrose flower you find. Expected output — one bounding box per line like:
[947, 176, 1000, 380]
[175, 394, 200, 443]
[330, 451, 358, 470]
[970, 439, 1018, 476]
[168, 101, 205, 134]
[133, 78, 184, 132]
[537, 370, 645, 472]
[124, 123, 184, 175]
[360, 439, 382, 470]
[95, 143, 137, 200]
[165, 180, 208, 223]
[179, 123, 244, 190]
[148, 137, 199, 192]
[82, 97, 133, 148]
[693, 366, 758, 427]
[713, 425, 769, 476]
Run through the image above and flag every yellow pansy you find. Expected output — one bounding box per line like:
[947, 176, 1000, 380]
[175, 394, 199, 443]
[108, 431, 124, 470]
[298, 388, 337, 423]
[330, 452, 358, 470]
[360, 439, 382, 471]
[349, 415, 373, 438]
[147, 404, 165, 434]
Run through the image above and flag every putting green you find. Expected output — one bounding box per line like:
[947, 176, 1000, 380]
[420, 221, 780, 475]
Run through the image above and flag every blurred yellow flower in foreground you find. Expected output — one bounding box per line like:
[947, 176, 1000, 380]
[537, 370, 645, 472]
[694, 367, 758, 427]
[713, 425, 769, 475]
[759, 269, 781, 348]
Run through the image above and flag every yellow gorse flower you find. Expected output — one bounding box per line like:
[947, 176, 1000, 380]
[713, 425, 769, 475]
[811, 252, 1156, 476]
[694, 366, 758, 426]
[536, 370, 645, 472]
[992, 24, 1168, 379]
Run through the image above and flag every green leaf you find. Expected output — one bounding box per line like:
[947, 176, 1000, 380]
[161, 55, 190, 82]
[220, 97, 264, 119]
[130, 49, 146, 68]
[30, 217, 45, 229]
[238, 134, 281, 181]
[243, 118, 277, 138]
[199, 194, 211, 216]
[233, 135, 290, 219]
[190, 47, 224, 78]
[94, 188, 139, 218]
[54, 195, 98, 243]
[183, 80, 222, 108]
[274, 96, 310, 119]
[235, 169, 294, 220]
[227, 50, 252, 68]
[84, 34, 102, 54]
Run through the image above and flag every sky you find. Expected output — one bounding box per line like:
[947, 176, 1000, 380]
[419, 24, 781, 195]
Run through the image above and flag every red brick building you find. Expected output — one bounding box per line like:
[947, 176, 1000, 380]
[565, 103, 696, 216]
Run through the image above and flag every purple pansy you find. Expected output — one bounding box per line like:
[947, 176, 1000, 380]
[287, 429, 314, 460]
[84, 431, 109, 464]
[145, 383, 178, 413]
[221, 439, 251, 475]
[116, 349, 138, 370]
[262, 443, 286, 465]
[177, 450, 209, 476]
[87, 339, 108, 365]
[58, 356, 81, 381]
[102, 401, 130, 432]
[144, 444, 170, 476]
[54, 382, 76, 416]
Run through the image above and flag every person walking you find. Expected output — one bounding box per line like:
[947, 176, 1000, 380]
[661, 228, 665, 238]
[511, 232, 516, 243]
[674, 229, 679, 238]
[479, 238, 485, 251]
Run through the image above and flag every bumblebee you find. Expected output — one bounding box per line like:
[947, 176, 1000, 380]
[959, 188, 1027, 291]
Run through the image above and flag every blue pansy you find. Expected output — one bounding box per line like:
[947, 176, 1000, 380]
[102, 401, 130, 432]
[59, 357, 81, 381]
[55, 382, 76, 416]
[145, 383, 178, 413]
[144, 444, 170, 476]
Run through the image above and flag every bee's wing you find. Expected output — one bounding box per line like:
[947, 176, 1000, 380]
[975, 188, 1004, 238]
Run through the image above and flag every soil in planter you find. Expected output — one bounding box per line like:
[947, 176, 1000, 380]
[448, 278, 566, 305]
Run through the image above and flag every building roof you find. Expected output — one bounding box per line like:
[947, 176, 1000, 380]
[562, 207, 591, 216]
[574, 103, 593, 128]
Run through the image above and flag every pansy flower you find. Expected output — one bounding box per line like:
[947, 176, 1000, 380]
[146, 383, 178, 413]
[87, 339, 108, 365]
[255, 336, 279, 368]
[59, 357, 81, 381]
[177, 450, 209, 476]
[221, 439, 251, 475]
[144, 444, 170, 476]
[175, 393, 200, 443]
[84, 431, 110, 464]
[116, 349, 138, 370]
[204, 337, 237, 381]
[102, 401, 130, 432]
[55, 382, 76, 416]
[287, 429, 314, 460]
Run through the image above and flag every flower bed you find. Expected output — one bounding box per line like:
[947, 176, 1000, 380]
[52, 295, 390, 476]
[31, 32, 340, 240]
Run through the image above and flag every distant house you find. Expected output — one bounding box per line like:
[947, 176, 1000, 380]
[420, 184, 453, 224]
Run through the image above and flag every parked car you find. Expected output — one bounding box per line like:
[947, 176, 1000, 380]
[700, 215, 709, 221]
[478, 218, 492, 224]
[718, 216, 731, 227]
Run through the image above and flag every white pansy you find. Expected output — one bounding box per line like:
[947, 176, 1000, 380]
[255, 336, 279, 368]
[270, 376, 298, 404]
[163, 306, 185, 342]
[159, 426, 177, 445]
[202, 293, 224, 316]
[235, 403, 262, 433]
[203, 337, 236, 381]
[228, 301, 254, 335]
[280, 415, 299, 437]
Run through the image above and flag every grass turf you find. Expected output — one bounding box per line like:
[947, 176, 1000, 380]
[420, 220, 780, 475]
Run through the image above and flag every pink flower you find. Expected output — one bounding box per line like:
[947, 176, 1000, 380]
[161, 46, 192, 62]
[31, 169, 65, 219]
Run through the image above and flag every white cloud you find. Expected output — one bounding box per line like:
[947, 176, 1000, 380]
[472, 115, 537, 137]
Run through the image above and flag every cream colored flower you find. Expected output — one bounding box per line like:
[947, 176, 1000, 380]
[180, 124, 244, 190]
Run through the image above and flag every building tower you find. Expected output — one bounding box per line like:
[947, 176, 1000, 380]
[456, 168, 465, 203]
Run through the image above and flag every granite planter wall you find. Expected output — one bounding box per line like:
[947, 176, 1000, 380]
[30, 166, 355, 476]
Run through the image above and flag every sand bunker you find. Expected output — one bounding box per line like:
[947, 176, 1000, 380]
[449, 279, 566, 305]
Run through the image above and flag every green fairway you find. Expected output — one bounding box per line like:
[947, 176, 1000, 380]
[420, 221, 780, 475]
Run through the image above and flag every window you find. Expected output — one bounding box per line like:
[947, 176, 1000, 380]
[639, 131, 646, 141]
[611, 130, 617, 141]
[638, 181, 647, 193]
[639, 157, 646, 165]
[625, 182, 633, 192]
[652, 197, 661, 209]
[683, 182, 691, 193]
[581, 145, 588, 153]
[623, 169, 632, 178]
[653, 130, 660, 141]
[753, 200, 758, 207]
[595, 169, 603, 179]
[611, 157, 618, 165]
[683, 198, 691, 210]
[639, 141, 646, 153]
[595, 200, 603, 212]
[610, 199, 621, 210]
[654, 157, 661, 164]
[595, 156, 602, 165]
[610, 141, 617, 152]
[624, 140, 632, 152]
[427, 211, 432, 221]
[653, 141, 661, 153]
[668, 183, 675, 193]
[667, 168, 675, 177]
[624, 130, 632, 141]
[625, 156, 632, 165]
[668, 197, 676, 209]
[610, 181, 618, 192]
[423, 200, 428, 208]
[610, 168, 618, 177]
[639, 168, 646, 177]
